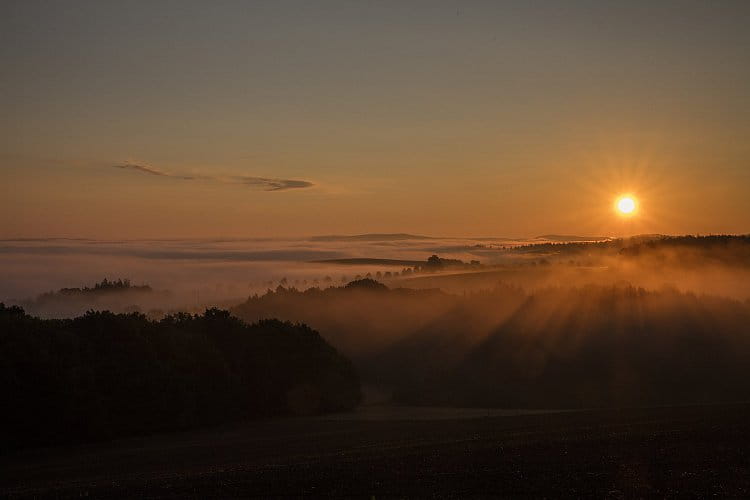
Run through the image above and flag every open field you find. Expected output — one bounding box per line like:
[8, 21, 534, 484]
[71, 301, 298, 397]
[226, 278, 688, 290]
[3, 403, 749, 498]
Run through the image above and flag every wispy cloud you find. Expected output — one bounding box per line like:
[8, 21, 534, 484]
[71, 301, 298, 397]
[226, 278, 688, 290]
[235, 176, 314, 191]
[113, 163, 196, 180]
[112, 163, 313, 191]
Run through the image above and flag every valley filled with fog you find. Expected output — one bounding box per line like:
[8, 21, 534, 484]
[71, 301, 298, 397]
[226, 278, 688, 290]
[4, 233, 750, 316]
[4, 234, 750, 413]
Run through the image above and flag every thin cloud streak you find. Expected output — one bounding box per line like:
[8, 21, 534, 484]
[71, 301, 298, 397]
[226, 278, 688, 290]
[112, 163, 314, 191]
[235, 176, 314, 191]
[113, 163, 196, 180]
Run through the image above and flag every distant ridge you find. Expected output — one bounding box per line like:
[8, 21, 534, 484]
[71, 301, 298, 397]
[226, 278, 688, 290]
[535, 234, 610, 242]
[311, 233, 617, 243]
[310, 233, 436, 242]
[311, 258, 424, 266]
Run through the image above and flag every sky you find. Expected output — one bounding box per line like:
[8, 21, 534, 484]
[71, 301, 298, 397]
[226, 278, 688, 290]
[2, 0, 749, 239]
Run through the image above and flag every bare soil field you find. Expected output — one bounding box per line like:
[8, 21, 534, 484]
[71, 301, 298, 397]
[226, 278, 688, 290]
[2, 403, 749, 498]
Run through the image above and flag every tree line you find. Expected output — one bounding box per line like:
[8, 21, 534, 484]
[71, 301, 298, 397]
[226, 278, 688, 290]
[233, 280, 750, 410]
[0, 304, 361, 450]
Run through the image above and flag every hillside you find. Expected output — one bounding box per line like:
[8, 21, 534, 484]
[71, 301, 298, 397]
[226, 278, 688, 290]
[233, 281, 750, 409]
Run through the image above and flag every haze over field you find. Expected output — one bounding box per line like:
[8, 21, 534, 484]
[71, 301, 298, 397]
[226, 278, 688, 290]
[4, 234, 750, 315]
[0, 233, 604, 300]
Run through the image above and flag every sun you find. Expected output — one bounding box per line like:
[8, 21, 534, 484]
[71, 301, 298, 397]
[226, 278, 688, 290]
[616, 196, 637, 215]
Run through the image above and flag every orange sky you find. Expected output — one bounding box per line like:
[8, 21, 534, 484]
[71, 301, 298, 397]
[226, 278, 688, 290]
[2, 2, 749, 239]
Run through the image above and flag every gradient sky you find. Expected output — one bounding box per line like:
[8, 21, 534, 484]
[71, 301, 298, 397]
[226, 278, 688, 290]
[2, 0, 749, 238]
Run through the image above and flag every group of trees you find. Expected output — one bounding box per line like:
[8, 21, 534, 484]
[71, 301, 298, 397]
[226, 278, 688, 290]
[259, 255, 484, 292]
[511, 235, 750, 266]
[57, 278, 152, 295]
[618, 235, 750, 267]
[233, 279, 468, 358]
[17, 279, 164, 319]
[392, 255, 482, 276]
[234, 279, 750, 410]
[0, 305, 360, 450]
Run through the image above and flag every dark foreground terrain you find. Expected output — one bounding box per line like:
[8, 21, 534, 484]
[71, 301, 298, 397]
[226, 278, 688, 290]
[2, 403, 749, 498]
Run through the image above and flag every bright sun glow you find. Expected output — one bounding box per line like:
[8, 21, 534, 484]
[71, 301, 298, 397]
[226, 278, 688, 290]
[616, 196, 637, 215]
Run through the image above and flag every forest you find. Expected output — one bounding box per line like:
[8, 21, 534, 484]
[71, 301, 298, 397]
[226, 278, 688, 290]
[233, 279, 750, 409]
[0, 304, 361, 450]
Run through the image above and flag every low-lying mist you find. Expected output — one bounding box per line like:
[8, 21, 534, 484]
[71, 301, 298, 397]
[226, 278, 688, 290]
[399, 235, 750, 299]
[5, 234, 750, 410]
[0, 235, 522, 316]
[5, 235, 750, 319]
